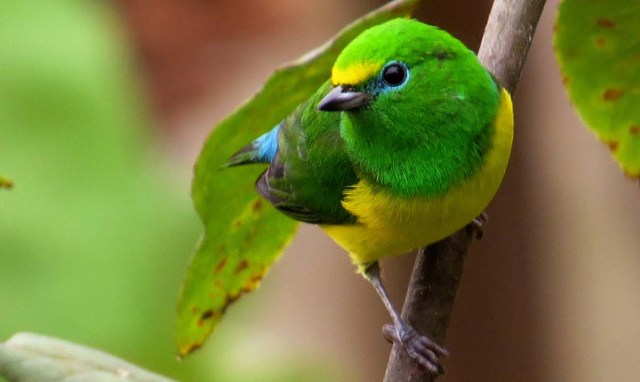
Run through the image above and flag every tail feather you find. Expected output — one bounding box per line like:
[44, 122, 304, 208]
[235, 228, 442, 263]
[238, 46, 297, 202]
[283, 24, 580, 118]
[224, 124, 280, 167]
[225, 144, 258, 167]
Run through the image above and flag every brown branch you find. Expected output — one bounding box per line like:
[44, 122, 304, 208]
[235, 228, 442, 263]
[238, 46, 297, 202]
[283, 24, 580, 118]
[478, 0, 547, 95]
[383, 0, 546, 380]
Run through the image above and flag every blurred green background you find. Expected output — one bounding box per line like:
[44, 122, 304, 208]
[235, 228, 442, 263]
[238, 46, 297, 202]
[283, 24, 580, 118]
[2, 1, 640, 382]
[0, 1, 346, 381]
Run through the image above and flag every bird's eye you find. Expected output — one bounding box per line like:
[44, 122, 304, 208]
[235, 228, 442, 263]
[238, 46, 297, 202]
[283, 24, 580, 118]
[381, 62, 407, 87]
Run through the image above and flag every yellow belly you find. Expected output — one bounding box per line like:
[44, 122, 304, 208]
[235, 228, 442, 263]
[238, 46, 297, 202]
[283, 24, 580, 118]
[320, 88, 513, 270]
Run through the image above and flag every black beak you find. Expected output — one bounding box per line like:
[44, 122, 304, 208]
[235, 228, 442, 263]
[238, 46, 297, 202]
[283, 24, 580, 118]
[317, 86, 371, 112]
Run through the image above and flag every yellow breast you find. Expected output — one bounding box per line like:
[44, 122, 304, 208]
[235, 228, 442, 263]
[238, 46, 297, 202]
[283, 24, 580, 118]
[320, 88, 513, 270]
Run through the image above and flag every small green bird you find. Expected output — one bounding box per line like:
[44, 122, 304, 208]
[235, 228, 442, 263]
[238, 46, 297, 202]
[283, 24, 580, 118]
[228, 18, 513, 373]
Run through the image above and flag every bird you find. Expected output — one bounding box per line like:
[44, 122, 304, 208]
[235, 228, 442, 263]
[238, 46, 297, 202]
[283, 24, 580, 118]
[226, 18, 513, 374]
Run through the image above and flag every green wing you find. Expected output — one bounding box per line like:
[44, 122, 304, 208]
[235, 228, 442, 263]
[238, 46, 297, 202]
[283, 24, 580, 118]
[253, 82, 358, 225]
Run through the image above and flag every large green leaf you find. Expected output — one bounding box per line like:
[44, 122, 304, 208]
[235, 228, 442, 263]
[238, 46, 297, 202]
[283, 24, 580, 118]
[554, 0, 640, 176]
[177, 0, 423, 357]
[0, 333, 174, 382]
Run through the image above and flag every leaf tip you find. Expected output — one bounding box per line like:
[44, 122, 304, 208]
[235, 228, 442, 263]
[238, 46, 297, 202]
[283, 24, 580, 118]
[177, 342, 203, 359]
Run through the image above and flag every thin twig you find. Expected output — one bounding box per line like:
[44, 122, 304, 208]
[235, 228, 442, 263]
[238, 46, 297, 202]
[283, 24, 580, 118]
[478, 0, 547, 95]
[383, 0, 546, 380]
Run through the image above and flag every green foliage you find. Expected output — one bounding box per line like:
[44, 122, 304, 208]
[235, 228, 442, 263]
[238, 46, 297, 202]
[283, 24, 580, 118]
[555, 0, 640, 177]
[0, 1, 202, 380]
[177, 0, 423, 357]
[0, 333, 175, 382]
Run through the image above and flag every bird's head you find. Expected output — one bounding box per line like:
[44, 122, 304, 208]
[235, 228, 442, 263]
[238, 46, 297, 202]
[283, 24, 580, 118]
[317, 18, 502, 196]
[317, 17, 498, 135]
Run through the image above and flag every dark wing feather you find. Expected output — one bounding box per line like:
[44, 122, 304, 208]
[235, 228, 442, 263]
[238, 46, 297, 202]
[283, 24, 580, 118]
[231, 82, 358, 225]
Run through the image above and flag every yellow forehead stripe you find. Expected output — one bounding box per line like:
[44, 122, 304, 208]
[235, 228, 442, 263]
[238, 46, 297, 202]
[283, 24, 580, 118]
[331, 62, 382, 86]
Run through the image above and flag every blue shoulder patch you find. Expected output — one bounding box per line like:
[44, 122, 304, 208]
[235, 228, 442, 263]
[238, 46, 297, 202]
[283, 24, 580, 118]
[253, 124, 280, 163]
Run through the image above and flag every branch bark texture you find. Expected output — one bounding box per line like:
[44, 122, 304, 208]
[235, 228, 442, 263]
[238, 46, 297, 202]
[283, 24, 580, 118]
[383, 0, 546, 381]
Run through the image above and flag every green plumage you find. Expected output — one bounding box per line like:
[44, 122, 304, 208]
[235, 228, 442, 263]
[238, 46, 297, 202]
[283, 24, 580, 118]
[234, 18, 500, 225]
[335, 19, 500, 197]
[258, 83, 357, 224]
[219, 17, 513, 372]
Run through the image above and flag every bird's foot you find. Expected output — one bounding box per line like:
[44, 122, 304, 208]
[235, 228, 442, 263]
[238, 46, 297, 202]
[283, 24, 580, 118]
[383, 323, 448, 375]
[468, 212, 488, 240]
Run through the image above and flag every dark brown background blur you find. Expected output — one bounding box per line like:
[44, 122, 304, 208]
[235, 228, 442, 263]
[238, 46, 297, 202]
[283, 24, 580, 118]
[116, 1, 640, 380]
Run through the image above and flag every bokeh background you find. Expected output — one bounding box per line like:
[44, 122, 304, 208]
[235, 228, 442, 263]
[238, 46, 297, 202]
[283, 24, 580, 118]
[2, 0, 640, 381]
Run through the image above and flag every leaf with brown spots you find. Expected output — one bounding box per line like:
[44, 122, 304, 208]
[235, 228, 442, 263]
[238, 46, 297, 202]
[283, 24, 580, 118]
[554, 0, 640, 177]
[175, 0, 423, 358]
